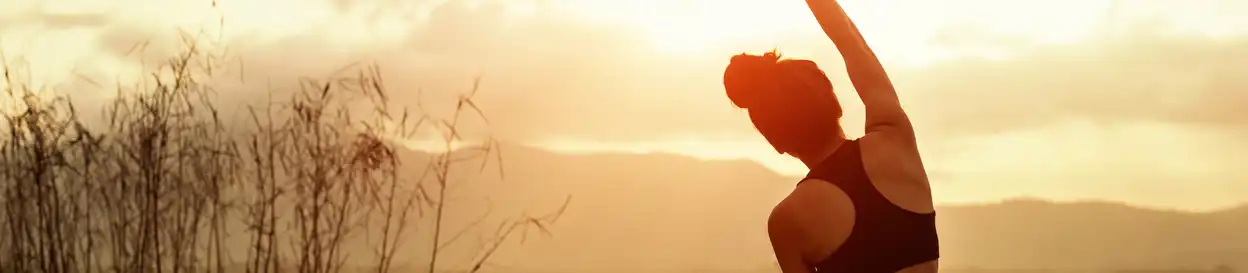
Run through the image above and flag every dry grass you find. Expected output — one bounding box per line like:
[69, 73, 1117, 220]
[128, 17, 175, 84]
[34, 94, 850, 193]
[0, 11, 568, 273]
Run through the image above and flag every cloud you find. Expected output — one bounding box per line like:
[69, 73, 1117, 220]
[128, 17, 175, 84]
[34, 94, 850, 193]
[896, 33, 1248, 137]
[3, 0, 1246, 208]
[10, 0, 1248, 145]
[0, 12, 111, 30]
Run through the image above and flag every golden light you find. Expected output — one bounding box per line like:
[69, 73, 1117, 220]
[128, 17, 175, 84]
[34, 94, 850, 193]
[558, 0, 1124, 64]
[555, 0, 812, 53]
[634, 2, 811, 53]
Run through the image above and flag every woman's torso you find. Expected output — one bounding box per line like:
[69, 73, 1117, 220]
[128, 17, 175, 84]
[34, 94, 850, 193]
[794, 135, 939, 273]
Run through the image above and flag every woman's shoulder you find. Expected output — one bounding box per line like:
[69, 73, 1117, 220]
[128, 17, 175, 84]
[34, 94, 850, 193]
[857, 132, 930, 185]
[856, 132, 936, 214]
[769, 179, 857, 263]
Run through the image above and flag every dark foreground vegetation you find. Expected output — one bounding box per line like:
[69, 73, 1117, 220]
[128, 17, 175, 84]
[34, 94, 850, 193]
[0, 16, 566, 273]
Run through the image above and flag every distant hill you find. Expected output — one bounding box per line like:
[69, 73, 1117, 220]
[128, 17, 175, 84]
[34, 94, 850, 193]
[937, 199, 1248, 269]
[385, 142, 1248, 273]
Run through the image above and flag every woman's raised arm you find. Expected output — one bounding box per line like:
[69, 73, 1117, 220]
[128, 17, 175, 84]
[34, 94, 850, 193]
[805, 0, 914, 138]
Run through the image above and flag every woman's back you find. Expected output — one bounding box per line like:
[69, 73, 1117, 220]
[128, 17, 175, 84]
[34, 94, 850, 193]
[777, 135, 938, 273]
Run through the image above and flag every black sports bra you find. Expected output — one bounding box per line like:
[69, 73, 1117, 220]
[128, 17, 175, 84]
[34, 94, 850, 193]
[802, 139, 940, 273]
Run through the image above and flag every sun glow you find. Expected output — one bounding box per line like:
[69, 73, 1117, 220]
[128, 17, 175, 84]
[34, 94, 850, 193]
[635, 3, 811, 53]
[559, 0, 1134, 65]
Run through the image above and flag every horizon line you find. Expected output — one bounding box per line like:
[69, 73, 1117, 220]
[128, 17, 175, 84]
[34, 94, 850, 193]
[391, 139, 1247, 213]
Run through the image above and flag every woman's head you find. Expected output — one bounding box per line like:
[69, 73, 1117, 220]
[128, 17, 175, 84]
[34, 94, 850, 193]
[723, 51, 844, 157]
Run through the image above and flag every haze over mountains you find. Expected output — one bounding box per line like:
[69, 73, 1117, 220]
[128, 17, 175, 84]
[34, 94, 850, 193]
[394, 142, 1248, 272]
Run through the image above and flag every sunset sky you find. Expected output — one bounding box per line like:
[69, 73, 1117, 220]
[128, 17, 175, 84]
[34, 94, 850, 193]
[3, 0, 1248, 211]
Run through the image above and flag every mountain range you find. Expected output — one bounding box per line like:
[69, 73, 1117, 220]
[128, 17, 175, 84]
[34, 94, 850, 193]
[389, 142, 1248, 272]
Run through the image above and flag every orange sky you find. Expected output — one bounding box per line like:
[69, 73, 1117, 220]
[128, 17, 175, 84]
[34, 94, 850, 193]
[3, 0, 1248, 211]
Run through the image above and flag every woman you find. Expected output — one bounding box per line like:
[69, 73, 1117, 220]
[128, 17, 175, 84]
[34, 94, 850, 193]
[721, 1, 939, 273]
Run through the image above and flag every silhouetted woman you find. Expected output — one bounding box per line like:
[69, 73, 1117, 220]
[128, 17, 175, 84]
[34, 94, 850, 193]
[722, 1, 939, 273]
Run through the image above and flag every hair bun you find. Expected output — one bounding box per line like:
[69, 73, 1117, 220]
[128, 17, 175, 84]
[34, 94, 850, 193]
[723, 52, 782, 109]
